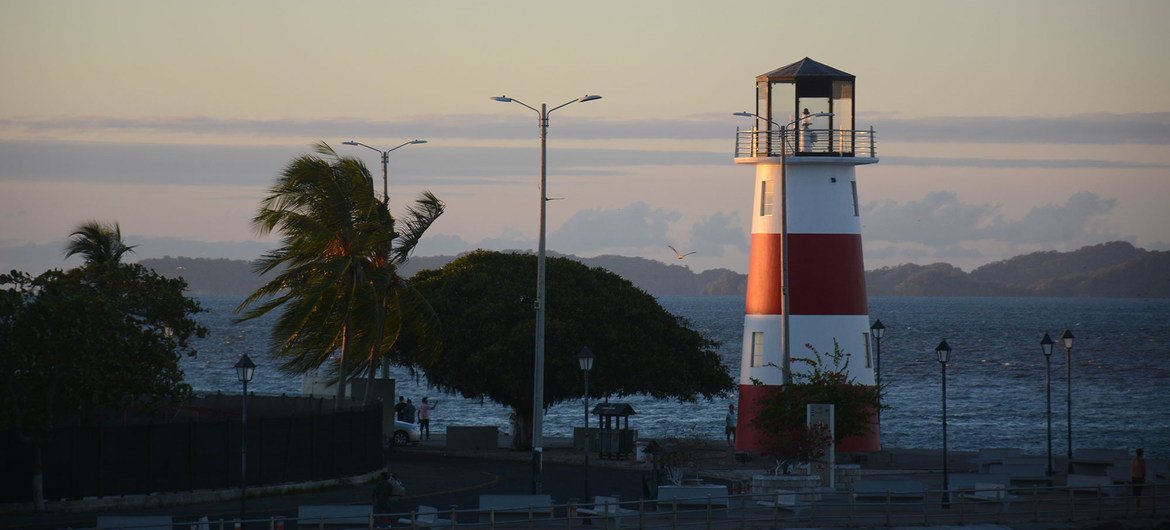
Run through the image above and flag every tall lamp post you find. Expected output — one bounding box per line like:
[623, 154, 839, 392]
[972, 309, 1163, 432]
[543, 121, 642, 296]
[234, 354, 256, 528]
[934, 340, 951, 509]
[870, 319, 885, 424]
[1060, 329, 1075, 473]
[733, 111, 832, 384]
[341, 139, 427, 203]
[492, 93, 602, 494]
[578, 346, 595, 510]
[1040, 332, 1055, 476]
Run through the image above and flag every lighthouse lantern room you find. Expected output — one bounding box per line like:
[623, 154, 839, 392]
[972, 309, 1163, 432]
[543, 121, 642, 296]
[733, 57, 880, 453]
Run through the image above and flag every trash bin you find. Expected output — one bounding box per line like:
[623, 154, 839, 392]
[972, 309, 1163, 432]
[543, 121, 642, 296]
[592, 403, 637, 459]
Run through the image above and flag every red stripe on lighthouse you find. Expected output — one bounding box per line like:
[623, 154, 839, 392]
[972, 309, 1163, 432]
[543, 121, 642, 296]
[745, 233, 782, 315]
[787, 233, 867, 315]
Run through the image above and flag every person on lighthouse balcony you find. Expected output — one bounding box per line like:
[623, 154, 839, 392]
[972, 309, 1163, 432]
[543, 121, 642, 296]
[800, 108, 813, 151]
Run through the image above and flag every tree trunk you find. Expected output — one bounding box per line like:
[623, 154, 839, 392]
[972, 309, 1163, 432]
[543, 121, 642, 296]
[510, 407, 532, 451]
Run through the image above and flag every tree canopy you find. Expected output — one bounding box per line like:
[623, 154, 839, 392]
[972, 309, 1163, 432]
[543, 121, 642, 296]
[410, 250, 734, 448]
[64, 220, 137, 265]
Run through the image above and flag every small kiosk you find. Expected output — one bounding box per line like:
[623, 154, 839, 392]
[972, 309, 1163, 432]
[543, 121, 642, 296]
[592, 403, 637, 459]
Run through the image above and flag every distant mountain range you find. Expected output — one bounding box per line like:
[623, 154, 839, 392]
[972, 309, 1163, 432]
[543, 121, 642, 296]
[140, 241, 1169, 299]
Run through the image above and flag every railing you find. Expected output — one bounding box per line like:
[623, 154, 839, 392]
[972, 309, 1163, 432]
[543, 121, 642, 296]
[734, 127, 877, 159]
[72, 481, 1163, 529]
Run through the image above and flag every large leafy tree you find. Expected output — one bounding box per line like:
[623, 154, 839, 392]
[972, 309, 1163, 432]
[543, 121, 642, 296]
[410, 250, 734, 450]
[64, 220, 137, 265]
[0, 263, 205, 509]
[237, 143, 444, 405]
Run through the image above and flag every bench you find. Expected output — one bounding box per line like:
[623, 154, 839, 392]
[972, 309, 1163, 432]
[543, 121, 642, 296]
[755, 488, 808, 516]
[1067, 474, 1120, 501]
[577, 496, 639, 528]
[96, 516, 173, 530]
[656, 484, 729, 507]
[852, 480, 924, 501]
[479, 494, 554, 522]
[397, 505, 453, 528]
[1001, 463, 1053, 486]
[961, 482, 1021, 512]
[1071, 448, 1129, 476]
[971, 448, 1022, 473]
[296, 505, 373, 527]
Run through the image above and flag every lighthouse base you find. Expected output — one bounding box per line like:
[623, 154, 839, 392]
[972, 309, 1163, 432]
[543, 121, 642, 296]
[735, 383, 881, 454]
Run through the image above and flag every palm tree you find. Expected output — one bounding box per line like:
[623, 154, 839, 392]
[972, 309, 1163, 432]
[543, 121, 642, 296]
[237, 142, 444, 406]
[64, 221, 136, 265]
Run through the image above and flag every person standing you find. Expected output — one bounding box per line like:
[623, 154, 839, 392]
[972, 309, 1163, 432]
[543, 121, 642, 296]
[371, 471, 393, 523]
[1131, 447, 1147, 508]
[418, 397, 438, 440]
[725, 403, 737, 446]
[401, 398, 416, 424]
[394, 396, 407, 422]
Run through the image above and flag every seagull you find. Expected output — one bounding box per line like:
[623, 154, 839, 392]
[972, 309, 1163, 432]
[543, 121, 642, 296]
[668, 245, 696, 260]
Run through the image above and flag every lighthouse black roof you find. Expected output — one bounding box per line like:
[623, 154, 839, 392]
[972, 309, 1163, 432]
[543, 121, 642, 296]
[757, 57, 854, 83]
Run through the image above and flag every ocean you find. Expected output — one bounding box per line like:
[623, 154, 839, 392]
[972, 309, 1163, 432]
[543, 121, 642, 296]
[181, 295, 1170, 458]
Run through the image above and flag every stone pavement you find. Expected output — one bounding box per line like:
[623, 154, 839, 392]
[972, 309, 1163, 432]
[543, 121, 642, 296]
[4, 434, 1168, 529]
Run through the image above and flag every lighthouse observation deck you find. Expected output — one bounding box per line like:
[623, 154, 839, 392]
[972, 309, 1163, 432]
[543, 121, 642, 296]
[734, 127, 877, 162]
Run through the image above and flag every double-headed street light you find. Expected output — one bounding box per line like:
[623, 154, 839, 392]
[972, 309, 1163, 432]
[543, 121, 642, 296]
[1060, 329, 1075, 473]
[935, 339, 951, 509]
[492, 93, 601, 494]
[732, 111, 832, 385]
[234, 354, 256, 527]
[341, 139, 427, 203]
[1040, 332, 1055, 476]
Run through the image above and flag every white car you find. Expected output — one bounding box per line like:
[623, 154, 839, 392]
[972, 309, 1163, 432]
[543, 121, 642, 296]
[391, 420, 422, 446]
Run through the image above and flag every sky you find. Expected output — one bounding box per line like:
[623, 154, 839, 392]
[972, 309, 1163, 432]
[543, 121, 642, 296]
[2, 0, 1169, 275]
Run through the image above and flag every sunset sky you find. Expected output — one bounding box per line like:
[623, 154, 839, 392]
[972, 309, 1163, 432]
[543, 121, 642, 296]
[2, 0, 1168, 275]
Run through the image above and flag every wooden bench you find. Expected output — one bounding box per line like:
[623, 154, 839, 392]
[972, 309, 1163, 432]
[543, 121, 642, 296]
[397, 505, 453, 528]
[656, 484, 729, 507]
[852, 480, 924, 501]
[479, 494, 554, 522]
[577, 496, 639, 528]
[296, 505, 373, 527]
[95, 516, 173, 530]
[755, 488, 808, 516]
[961, 482, 1021, 512]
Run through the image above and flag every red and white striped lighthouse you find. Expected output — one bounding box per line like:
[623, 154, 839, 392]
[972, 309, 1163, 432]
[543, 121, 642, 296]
[733, 58, 880, 453]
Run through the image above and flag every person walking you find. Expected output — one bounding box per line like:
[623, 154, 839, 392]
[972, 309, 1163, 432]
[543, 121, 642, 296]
[418, 397, 438, 440]
[1131, 447, 1147, 508]
[725, 403, 737, 446]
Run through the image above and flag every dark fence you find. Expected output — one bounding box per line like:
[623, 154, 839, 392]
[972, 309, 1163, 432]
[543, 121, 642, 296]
[0, 400, 382, 503]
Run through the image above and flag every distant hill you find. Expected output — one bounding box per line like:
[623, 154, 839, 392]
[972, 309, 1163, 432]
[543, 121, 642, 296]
[141, 242, 1170, 299]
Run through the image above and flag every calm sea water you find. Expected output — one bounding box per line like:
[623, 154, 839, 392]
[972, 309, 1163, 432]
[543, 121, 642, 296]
[182, 295, 1170, 458]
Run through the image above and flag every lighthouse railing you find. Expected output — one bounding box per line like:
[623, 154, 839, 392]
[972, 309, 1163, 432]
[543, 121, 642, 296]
[735, 128, 876, 159]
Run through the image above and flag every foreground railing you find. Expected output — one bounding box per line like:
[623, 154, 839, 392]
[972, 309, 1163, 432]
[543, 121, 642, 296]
[734, 128, 876, 159]
[74, 482, 1163, 530]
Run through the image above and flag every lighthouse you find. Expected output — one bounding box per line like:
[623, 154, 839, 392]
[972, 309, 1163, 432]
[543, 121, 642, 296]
[733, 58, 880, 453]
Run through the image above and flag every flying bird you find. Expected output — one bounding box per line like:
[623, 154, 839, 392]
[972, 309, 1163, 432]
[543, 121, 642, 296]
[668, 245, 696, 260]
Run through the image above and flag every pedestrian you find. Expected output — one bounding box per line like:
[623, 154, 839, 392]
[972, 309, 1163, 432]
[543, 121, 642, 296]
[418, 397, 438, 439]
[402, 398, 416, 424]
[371, 471, 393, 523]
[1131, 447, 1147, 508]
[394, 396, 407, 422]
[725, 403, 737, 446]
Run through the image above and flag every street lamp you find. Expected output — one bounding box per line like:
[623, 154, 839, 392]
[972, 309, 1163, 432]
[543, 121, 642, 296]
[341, 139, 427, 203]
[578, 346, 595, 512]
[1040, 332, 1055, 476]
[870, 319, 885, 425]
[934, 339, 951, 509]
[733, 111, 832, 385]
[493, 93, 601, 494]
[1060, 329, 1075, 473]
[234, 354, 256, 527]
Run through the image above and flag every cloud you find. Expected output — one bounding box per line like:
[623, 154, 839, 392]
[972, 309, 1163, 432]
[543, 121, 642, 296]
[686, 211, 748, 257]
[550, 202, 680, 253]
[881, 156, 1169, 170]
[879, 112, 1170, 145]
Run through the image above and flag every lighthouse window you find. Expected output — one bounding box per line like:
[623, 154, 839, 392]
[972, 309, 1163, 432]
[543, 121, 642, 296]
[760, 181, 774, 216]
[850, 181, 859, 216]
[750, 332, 764, 367]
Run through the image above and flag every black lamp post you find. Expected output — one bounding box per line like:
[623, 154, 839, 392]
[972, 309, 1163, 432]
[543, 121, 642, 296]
[870, 319, 885, 424]
[578, 346, 595, 509]
[1040, 332, 1055, 476]
[234, 354, 256, 528]
[935, 340, 951, 509]
[1060, 329, 1075, 473]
